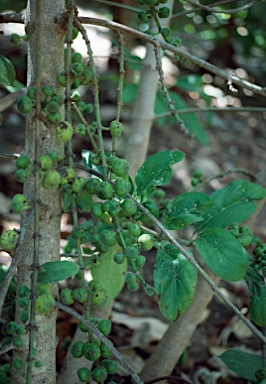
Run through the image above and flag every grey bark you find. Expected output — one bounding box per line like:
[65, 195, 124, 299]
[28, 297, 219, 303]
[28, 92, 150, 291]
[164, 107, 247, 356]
[12, 1, 65, 383]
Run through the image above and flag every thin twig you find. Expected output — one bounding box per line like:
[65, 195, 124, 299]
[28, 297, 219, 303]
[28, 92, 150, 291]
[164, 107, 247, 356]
[76, 16, 266, 97]
[184, 0, 258, 15]
[0, 343, 15, 355]
[55, 300, 144, 384]
[0, 151, 20, 159]
[155, 106, 266, 119]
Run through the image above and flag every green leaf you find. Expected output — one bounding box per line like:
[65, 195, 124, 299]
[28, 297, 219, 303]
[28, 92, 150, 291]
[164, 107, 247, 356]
[135, 150, 185, 200]
[219, 349, 262, 382]
[162, 191, 213, 230]
[195, 179, 266, 231]
[154, 244, 198, 323]
[245, 267, 264, 296]
[62, 192, 74, 212]
[92, 244, 127, 307]
[38, 261, 79, 283]
[0, 55, 16, 86]
[195, 227, 249, 282]
[75, 190, 92, 212]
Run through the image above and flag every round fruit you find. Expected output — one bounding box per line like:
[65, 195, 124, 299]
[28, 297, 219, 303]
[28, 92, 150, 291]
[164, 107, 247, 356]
[125, 272, 136, 285]
[158, 6, 170, 18]
[15, 169, 31, 183]
[115, 179, 131, 197]
[91, 289, 107, 307]
[19, 309, 29, 323]
[15, 325, 26, 336]
[71, 341, 84, 358]
[72, 52, 82, 63]
[121, 198, 137, 215]
[88, 280, 104, 293]
[135, 255, 146, 268]
[36, 293, 55, 314]
[13, 337, 23, 348]
[59, 166, 75, 184]
[45, 100, 59, 114]
[42, 85, 56, 97]
[124, 246, 139, 260]
[127, 282, 139, 291]
[40, 155, 53, 171]
[75, 123, 86, 137]
[60, 288, 74, 305]
[138, 234, 153, 251]
[96, 181, 113, 200]
[78, 321, 89, 333]
[103, 200, 120, 217]
[42, 170, 61, 190]
[100, 342, 112, 358]
[91, 202, 104, 219]
[10, 33, 21, 44]
[72, 288, 88, 303]
[0, 230, 18, 251]
[100, 359, 117, 374]
[85, 178, 101, 194]
[56, 121, 74, 142]
[17, 95, 33, 114]
[18, 297, 30, 309]
[16, 155, 31, 169]
[11, 194, 30, 213]
[92, 366, 107, 382]
[111, 158, 129, 177]
[99, 229, 116, 246]
[47, 112, 62, 125]
[37, 283, 51, 295]
[109, 120, 123, 138]
[12, 358, 24, 370]
[18, 285, 30, 298]
[113, 252, 125, 264]
[77, 367, 91, 382]
[128, 223, 141, 238]
[6, 321, 17, 335]
[83, 342, 101, 361]
[153, 188, 166, 199]
[72, 177, 87, 193]
[98, 319, 111, 336]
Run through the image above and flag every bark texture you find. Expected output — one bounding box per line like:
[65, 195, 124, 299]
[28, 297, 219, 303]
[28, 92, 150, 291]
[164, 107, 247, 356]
[12, 1, 65, 383]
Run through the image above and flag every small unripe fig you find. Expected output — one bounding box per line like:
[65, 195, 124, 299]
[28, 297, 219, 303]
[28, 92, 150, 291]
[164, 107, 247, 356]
[138, 234, 153, 251]
[11, 194, 30, 213]
[15, 169, 31, 183]
[42, 85, 56, 97]
[77, 367, 91, 382]
[72, 288, 88, 303]
[56, 121, 74, 142]
[71, 341, 84, 358]
[83, 342, 101, 361]
[17, 95, 33, 114]
[42, 170, 61, 190]
[40, 155, 53, 171]
[60, 288, 74, 306]
[109, 120, 123, 138]
[92, 366, 107, 381]
[16, 155, 31, 169]
[36, 293, 55, 314]
[97, 319, 111, 336]
[0, 230, 18, 251]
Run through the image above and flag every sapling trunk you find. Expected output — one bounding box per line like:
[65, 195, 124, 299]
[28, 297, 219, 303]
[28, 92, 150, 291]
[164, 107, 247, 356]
[12, 1, 65, 383]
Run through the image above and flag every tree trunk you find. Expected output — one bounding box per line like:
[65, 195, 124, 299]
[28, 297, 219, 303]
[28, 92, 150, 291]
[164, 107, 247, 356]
[12, 1, 65, 383]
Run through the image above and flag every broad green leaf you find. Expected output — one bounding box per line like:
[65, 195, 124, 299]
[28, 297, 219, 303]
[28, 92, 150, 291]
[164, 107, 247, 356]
[75, 190, 92, 212]
[38, 261, 79, 283]
[62, 192, 74, 212]
[195, 179, 266, 231]
[162, 191, 213, 230]
[219, 349, 262, 382]
[245, 267, 264, 296]
[195, 227, 249, 282]
[135, 150, 185, 200]
[92, 244, 127, 307]
[0, 55, 16, 86]
[154, 244, 198, 323]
